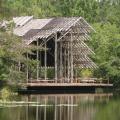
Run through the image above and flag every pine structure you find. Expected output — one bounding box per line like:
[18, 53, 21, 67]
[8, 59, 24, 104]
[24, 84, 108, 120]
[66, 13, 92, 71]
[13, 16, 97, 83]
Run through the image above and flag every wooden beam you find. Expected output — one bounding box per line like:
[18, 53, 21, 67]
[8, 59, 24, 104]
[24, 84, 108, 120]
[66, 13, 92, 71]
[45, 41, 47, 81]
[64, 48, 67, 82]
[70, 32, 73, 82]
[37, 39, 39, 81]
[75, 69, 77, 83]
[55, 34, 57, 82]
[26, 53, 29, 83]
[67, 42, 70, 82]
[39, 49, 41, 78]
[60, 41, 63, 81]
[57, 29, 71, 42]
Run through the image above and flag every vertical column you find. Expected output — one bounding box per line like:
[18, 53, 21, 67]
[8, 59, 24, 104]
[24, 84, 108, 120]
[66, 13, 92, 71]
[55, 34, 57, 82]
[37, 39, 39, 81]
[60, 41, 63, 82]
[45, 41, 47, 80]
[70, 32, 73, 83]
[39, 49, 41, 78]
[26, 53, 29, 82]
[67, 42, 70, 82]
[64, 48, 66, 82]
[75, 68, 77, 83]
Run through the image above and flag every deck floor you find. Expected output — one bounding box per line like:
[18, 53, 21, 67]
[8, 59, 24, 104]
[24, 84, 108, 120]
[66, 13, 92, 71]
[26, 82, 113, 87]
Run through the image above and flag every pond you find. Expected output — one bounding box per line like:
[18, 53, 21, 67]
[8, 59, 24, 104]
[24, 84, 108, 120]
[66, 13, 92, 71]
[0, 93, 120, 120]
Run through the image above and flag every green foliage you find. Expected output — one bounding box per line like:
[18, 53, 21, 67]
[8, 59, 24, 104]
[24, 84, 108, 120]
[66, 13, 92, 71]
[90, 23, 120, 86]
[0, 87, 11, 100]
[0, 24, 36, 82]
[47, 68, 54, 79]
[81, 69, 93, 78]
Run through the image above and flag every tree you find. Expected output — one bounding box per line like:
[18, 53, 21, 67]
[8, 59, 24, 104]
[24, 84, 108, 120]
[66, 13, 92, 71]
[0, 23, 35, 83]
[90, 22, 120, 86]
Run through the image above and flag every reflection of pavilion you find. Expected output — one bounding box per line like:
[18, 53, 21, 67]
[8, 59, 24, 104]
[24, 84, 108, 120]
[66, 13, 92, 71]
[23, 94, 112, 120]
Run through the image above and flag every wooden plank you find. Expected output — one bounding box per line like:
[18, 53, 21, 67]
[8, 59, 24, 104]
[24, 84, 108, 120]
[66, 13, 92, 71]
[26, 83, 113, 87]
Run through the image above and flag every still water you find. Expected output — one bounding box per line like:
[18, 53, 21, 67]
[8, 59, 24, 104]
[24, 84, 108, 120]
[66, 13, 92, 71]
[0, 93, 120, 120]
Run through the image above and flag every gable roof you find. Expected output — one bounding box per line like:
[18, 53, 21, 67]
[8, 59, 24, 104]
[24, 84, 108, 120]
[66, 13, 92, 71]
[13, 17, 52, 36]
[13, 16, 94, 45]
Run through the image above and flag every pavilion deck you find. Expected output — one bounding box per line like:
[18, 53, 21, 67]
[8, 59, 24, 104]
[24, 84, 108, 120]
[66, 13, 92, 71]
[26, 82, 113, 87]
[19, 78, 113, 94]
[26, 77, 113, 87]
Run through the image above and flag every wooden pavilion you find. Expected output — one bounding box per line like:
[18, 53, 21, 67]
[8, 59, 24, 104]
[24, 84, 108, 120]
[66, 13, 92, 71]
[13, 16, 113, 93]
[13, 16, 97, 83]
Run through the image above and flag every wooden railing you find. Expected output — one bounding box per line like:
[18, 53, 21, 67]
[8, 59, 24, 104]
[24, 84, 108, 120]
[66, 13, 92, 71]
[28, 77, 110, 84]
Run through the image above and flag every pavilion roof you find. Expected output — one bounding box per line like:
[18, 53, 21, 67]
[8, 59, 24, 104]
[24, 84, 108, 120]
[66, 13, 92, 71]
[13, 16, 94, 45]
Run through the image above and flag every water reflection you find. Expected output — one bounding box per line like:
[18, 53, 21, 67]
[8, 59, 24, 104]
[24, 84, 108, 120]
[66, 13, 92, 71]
[0, 94, 114, 120]
[24, 94, 112, 120]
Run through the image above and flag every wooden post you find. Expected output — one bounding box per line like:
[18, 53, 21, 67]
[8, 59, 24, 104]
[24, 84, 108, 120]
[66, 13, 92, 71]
[39, 49, 41, 78]
[70, 32, 73, 83]
[45, 41, 47, 81]
[64, 48, 67, 82]
[26, 53, 29, 83]
[55, 34, 57, 82]
[67, 42, 70, 82]
[60, 41, 63, 82]
[37, 39, 39, 81]
[75, 68, 77, 83]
